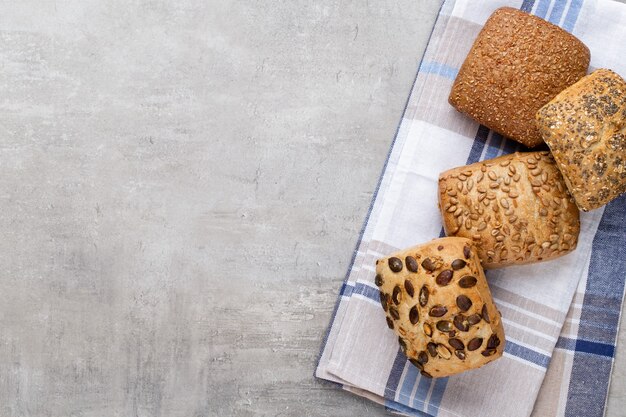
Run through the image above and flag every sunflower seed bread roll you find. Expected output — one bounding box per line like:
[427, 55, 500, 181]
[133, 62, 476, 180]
[536, 69, 626, 211]
[375, 237, 505, 378]
[438, 152, 580, 269]
[449, 7, 590, 147]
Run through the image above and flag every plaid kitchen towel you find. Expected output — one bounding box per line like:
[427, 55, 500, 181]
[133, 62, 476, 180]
[315, 1, 626, 416]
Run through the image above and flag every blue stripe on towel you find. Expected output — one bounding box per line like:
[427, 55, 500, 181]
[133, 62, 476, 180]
[418, 61, 459, 80]
[534, 0, 551, 18]
[427, 378, 449, 416]
[563, 0, 584, 32]
[340, 281, 354, 297]
[385, 349, 410, 400]
[566, 355, 613, 417]
[351, 282, 382, 301]
[565, 196, 626, 417]
[467, 124, 490, 164]
[556, 335, 617, 357]
[548, 0, 567, 24]
[399, 361, 421, 402]
[385, 399, 429, 416]
[556, 336, 577, 351]
[505, 341, 551, 368]
[501, 137, 519, 155]
[521, 0, 537, 13]
[483, 132, 504, 160]
[413, 374, 434, 411]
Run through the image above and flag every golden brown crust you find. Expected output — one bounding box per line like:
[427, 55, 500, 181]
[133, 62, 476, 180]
[536, 69, 626, 211]
[449, 7, 590, 147]
[438, 152, 580, 269]
[375, 237, 505, 378]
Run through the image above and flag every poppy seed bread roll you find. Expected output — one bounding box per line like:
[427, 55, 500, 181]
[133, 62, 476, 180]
[449, 7, 590, 147]
[375, 237, 505, 378]
[536, 69, 626, 211]
[438, 152, 580, 269]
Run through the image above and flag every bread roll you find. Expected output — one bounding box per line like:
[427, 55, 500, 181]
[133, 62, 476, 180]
[438, 152, 580, 269]
[536, 69, 626, 211]
[375, 237, 505, 378]
[449, 7, 590, 147]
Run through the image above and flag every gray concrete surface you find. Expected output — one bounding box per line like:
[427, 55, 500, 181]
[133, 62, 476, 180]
[0, 1, 623, 416]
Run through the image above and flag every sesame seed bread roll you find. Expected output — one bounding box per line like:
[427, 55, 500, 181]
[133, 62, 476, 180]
[438, 152, 580, 269]
[449, 7, 590, 148]
[536, 69, 626, 211]
[375, 237, 505, 378]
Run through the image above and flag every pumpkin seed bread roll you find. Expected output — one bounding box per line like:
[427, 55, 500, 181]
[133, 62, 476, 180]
[536, 69, 626, 211]
[438, 152, 580, 269]
[449, 7, 590, 147]
[375, 237, 505, 378]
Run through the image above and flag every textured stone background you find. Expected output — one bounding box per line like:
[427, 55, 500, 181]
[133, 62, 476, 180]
[0, 1, 623, 416]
